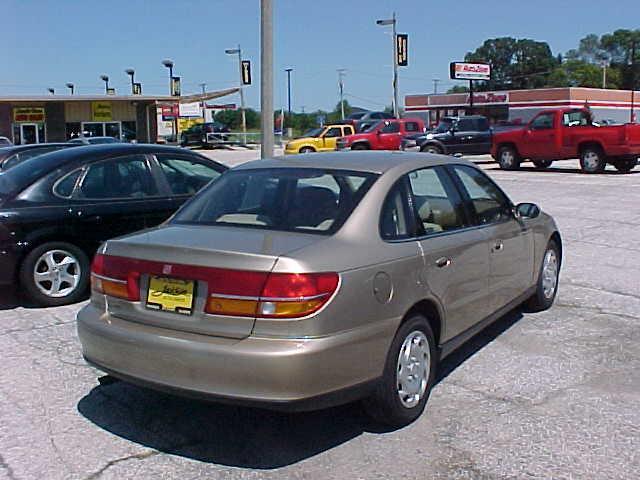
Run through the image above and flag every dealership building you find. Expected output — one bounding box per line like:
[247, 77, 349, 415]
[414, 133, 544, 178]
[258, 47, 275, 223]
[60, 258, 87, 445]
[405, 87, 638, 126]
[0, 88, 238, 144]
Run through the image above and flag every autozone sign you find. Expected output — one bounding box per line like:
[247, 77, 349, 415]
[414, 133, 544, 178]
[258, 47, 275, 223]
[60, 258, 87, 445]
[450, 62, 491, 81]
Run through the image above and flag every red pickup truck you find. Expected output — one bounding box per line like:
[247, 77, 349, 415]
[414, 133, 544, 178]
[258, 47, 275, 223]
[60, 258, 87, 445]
[336, 118, 425, 151]
[491, 108, 640, 173]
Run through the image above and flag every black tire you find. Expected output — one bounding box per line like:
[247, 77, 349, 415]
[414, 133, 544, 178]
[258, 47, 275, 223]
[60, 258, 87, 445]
[524, 239, 560, 312]
[351, 143, 369, 150]
[612, 158, 638, 174]
[579, 146, 606, 173]
[299, 146, 315, 154]
[532, 160, 553, 169]
[497, 145, 520, 170]
[19, 242, 90, 307]
[420, 144, 443, 155]
[363, 314, 437, 428]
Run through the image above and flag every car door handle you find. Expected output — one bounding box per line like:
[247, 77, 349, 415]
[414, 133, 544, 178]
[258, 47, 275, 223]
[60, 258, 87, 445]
[493, 241, 504, 252]
[435, 257, 452, 268]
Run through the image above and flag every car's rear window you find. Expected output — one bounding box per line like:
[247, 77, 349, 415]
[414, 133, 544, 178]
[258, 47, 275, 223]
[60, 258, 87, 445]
[0, 149, 74, 198]
[171, 168, 378, 235]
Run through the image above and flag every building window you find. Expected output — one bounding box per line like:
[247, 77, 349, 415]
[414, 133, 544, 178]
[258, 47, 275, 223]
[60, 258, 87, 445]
[122, 121, 137, 142]
[66, 123, 82, 140]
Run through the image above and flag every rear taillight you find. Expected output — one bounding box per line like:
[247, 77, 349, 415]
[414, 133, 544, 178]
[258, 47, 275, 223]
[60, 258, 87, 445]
[206, 271, 339, 319]
[91, 254, 140, 301]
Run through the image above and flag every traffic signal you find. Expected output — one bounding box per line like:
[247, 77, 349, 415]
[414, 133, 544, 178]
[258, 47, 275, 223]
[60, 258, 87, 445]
[241, 60, 252, 85]
[397, 34, 408, 67]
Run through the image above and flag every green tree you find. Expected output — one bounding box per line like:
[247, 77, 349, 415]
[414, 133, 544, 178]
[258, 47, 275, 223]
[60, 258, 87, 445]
[214, 108, 259, 130]
[446, 85, 470, 94]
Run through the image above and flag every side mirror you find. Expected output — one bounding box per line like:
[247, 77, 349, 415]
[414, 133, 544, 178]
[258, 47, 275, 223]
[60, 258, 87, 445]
[515, 202, 540, 219]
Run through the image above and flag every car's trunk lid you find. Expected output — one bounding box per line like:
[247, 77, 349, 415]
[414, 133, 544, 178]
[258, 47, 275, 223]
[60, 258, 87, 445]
[101, 224, 324, 339]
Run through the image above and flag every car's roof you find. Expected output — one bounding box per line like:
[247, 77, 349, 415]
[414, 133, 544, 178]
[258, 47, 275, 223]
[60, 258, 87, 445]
[0, 143, 73, 152]
[236, 151, 472, 174]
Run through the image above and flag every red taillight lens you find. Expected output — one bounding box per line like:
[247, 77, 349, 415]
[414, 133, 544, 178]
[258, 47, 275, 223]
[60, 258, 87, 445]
[91, 254, 140, 301]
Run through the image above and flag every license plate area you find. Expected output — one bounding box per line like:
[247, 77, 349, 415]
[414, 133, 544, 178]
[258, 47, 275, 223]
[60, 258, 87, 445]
[146, 276, 195, 315]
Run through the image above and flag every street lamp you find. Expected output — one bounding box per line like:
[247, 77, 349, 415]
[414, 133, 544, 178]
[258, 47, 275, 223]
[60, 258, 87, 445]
[47, 88, 55, 95]
[225, 46, 247, 144]
[376, 13, 399, 118]
[100, 75, 110, 94]
[161, 59, 174, 94]
[125, 68, 135, 94]
[66, 83, 74, 95]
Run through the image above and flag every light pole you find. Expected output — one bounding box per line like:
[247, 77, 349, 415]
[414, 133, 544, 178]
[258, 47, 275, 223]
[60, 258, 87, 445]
[631, 40, 637, 123]
[225, 46, 247, 145]
[48, 88, 55, 95]
[433, 79, 440, 94]
[162, 59, 178, 142]
[200, 83, 207, 122]
[66, 83, 74, 95]
[261, 0, 274, 158]
[376, 12, 399, 118]
[337, 69, 346, 120]
[100, 75, 110, 94]
[285, 68, 293, 117]
[125, 68, 135, 94]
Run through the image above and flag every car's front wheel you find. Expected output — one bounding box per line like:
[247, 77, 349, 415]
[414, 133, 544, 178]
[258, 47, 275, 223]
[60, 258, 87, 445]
[532, 160, 553, 169]
[612, 158, 638, 173]
[498, 145, 520, 170]
[363, 314, 437, 427]
[299, 146, 315, 153]
[579, 146, 606, 173]
[421, 144, 443, 155]
[525, 239, 560, 312]
[19, 242, 90, 306]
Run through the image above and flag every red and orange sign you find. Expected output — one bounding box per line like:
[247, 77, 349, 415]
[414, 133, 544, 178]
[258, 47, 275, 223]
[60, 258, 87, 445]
[13, 107, 45, 123]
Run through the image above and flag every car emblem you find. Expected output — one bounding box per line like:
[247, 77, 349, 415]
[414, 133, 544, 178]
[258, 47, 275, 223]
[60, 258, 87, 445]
[162, 265, 172, 275]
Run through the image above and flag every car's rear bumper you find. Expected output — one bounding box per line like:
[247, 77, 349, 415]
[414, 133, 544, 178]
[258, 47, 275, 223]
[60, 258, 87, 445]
[77, 303, 385, 410]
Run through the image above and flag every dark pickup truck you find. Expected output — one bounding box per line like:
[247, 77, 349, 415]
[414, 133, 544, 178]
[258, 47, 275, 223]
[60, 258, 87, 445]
[402, 115, 492, 156]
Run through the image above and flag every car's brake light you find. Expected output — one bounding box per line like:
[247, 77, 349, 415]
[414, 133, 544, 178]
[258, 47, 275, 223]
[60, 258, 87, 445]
[91, 254, 140, 301]
[92, 254, 339, 318]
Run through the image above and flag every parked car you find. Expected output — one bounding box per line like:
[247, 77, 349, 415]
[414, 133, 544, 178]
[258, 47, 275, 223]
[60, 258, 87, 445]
[0, 143, 80, 171]
[403, 115, 492, 156]
[284, 124, 355, 154]
[337, 118, 426, 151]
[180, 122, 230, 148]
[68, 136, 120, 145]
[77, 151, 561, 427]
[0, 144, 226, 306]
[344, 111, 395, 132]
[492, 108, 640, 173]
[0, 136, 12, 146]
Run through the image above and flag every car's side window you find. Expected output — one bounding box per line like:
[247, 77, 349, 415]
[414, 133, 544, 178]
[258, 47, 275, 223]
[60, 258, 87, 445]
[451, 165, 512, 225]
[53, 169, 83, 198]
[404, 122, 420, 132]
[342, 125, 354, 136]
[79, 154, 158, 199]
[457, 118, 475, 131]
[380, 122, 400, 134]
[407, 167, 467, 235]
[156, 155, 222, 195]
[380, 181, 411, 240]
[324, 127, 342, 138]
[530, 113, 554, 130]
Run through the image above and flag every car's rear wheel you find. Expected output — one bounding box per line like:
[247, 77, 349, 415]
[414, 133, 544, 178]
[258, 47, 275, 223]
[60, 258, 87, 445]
[299, 146, 315, 153]
[579, 146, 606, 173]
[612, 158, 638, 173]
[19, 242, 90, 307]
[421, 144, 443, 155]
[363, 314, 437, 427]
[351, 143, 369, 150]
[532, 160, 553, 169]
[525, 240, 560, 312]
[498, 145, 520, 170]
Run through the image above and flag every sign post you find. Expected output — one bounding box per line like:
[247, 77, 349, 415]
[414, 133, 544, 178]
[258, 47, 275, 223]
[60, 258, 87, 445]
[449, 62, 491, 115]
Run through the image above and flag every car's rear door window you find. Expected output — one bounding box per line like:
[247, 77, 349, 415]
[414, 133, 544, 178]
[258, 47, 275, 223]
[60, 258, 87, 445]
[79, 155, 158, 199]
[172, 168, 377, 234]
[156, 155, 223, 195]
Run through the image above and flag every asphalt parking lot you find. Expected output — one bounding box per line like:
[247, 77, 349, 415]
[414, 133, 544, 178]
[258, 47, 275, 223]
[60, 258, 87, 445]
[1, 152, 639, 480]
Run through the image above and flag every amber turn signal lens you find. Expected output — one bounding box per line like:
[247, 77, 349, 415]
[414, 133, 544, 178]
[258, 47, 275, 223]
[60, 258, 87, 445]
[206, 297, 259, 316]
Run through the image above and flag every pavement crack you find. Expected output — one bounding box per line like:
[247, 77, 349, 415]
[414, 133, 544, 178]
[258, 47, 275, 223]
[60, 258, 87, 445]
[84, 450, 160, 480]
[563, 280, 640, 303]
[0, 319, 76, 337]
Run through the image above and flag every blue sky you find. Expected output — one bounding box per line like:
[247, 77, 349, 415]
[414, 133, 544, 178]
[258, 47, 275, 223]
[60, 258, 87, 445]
[2, 0, 639, 111]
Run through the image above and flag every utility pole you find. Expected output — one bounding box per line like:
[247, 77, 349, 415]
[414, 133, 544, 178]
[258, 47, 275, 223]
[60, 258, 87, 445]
[337, 69, 346, 120]
[261, 0, 274, 158]
[376, 12, 399, 118]
[285, 68, 293, 117]
[600, 61, 608, 89]
[433, 79, 440, 94]
[200, 83, 206, 122]
[631, 40, 637, 123]
[224, 46, 248, 145]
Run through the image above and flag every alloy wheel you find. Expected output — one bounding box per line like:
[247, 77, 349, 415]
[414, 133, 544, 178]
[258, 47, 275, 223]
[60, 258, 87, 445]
[541, 249, 558, 299]
[33, 249, 81, 298]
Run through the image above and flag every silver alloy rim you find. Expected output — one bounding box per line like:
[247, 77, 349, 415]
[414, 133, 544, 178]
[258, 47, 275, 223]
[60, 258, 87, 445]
[396, 330, 430, 408]
[33, 249, 81, 298]
[426, 147, 439, 154]
[583, 151, 600, 171]
[541, 249, 558, 299]
[501, 150, 514, 167]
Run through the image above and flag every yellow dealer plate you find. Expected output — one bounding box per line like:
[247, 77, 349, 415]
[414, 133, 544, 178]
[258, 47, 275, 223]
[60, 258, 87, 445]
[146, 276, 195, 315]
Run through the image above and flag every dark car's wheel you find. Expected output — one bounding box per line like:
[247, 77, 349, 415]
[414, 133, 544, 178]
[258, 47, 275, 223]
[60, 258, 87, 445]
[363, 314, 437, 427]
[532, 160, 553, 169]
[299, 146, 315, 153]
[420, 144, 443, 155]
[351, 143, 369, 150]
[19, 242, 90, 307]
[498, 145, 520, 170]
[579, 146, 606, 173]
[524, 239, 560, 312]
[612, 158, 638, 173]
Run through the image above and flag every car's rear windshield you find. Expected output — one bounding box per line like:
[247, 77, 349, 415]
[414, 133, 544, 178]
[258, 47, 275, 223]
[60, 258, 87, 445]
[0, 150, 70, 197]
[171, 168, 378, 235]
